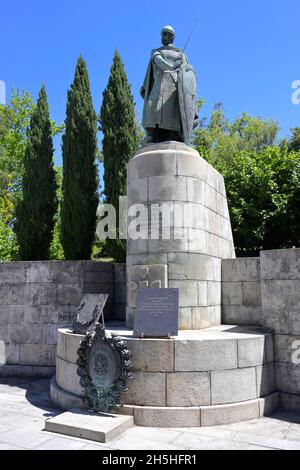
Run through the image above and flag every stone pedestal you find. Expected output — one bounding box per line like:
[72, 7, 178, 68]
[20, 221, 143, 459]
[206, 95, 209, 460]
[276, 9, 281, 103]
[126, 142, 235, 329]
[51, 326, 278, 428]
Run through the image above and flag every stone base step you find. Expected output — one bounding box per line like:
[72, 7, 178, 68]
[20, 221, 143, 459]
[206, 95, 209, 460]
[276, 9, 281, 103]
[50, 378, 279, 428]
[0, 364, 55, 378]
[50, 376, 84, 410]
[117, 393, 279, 427]
[45, 408, 134, 443]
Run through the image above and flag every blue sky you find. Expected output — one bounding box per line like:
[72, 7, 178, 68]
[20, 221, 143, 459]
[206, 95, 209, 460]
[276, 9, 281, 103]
[1, 0, 299, 167]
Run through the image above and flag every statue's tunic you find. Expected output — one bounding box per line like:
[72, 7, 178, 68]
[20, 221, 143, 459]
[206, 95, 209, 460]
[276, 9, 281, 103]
[142, 45, 188, 132]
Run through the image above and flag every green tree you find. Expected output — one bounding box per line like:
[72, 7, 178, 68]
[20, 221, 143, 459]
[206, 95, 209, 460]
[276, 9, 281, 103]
[193, 103, 279, 162]
[0, 90, 34, 200]
[100, 50, 139, 262]
[192, 105, 300, 256]
[0, 90, 35, 260]
[288, 128, 300, 152]
[50, 166, 64, 260]
[61, 56, 99, 260]
[15, 85, 57, 260]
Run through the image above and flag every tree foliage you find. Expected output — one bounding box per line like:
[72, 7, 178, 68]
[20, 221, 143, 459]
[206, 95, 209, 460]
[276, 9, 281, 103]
[61, 56, 99, 260]
[15, 85, 57, 260]
[0, 90, 34, 260]
[50, 166, 64, 260]
[193, 104, 300, 256]
[100, 50, 139, 261]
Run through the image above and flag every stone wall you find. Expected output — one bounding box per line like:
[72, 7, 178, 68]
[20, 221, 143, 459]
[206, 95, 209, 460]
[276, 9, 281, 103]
[222, 248, 300, 411]
[260, 249, 300, 411]
[0, 261, 126, 376]
[222, 258, 262, 325]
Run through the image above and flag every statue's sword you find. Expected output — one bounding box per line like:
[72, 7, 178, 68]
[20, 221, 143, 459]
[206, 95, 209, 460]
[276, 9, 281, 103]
[183, 17, 200, 52]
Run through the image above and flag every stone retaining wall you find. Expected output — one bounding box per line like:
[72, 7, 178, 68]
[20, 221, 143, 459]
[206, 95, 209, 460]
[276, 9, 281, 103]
[222, 248, 300, 411]
[260, 249, 300, 411]
[221, 258, 262, 325]
[0, 261, 126, 374]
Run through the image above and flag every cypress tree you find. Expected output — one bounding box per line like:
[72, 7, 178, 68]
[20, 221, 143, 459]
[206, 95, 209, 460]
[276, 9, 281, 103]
[100, 50, 139, 261]
[61, 56, 99, 260]
[16, 85, 57, 260]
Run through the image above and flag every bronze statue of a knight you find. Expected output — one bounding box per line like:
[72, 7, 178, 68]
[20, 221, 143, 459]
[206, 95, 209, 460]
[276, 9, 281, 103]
[140, 25, 198, 144]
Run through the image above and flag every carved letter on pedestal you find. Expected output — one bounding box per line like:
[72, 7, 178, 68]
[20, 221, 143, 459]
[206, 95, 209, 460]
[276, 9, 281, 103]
[128, 264, 168, 308]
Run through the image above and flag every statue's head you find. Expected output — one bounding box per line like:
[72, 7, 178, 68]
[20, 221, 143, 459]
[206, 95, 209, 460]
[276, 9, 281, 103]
[161, 25, 175, 46]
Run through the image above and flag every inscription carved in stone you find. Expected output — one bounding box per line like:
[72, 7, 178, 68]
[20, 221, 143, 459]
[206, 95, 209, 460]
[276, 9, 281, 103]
[128, 264, 168, 308]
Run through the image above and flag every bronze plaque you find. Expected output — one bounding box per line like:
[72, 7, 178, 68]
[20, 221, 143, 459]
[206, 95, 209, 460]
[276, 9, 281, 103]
[88, 338, 121, 391]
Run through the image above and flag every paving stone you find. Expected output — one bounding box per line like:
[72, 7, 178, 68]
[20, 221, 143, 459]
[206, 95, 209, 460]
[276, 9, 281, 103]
[34, 436, 88, 450]
[0, 429, 54, 450]
[111, 433, 187, 450]
[172, 431, 248, 450]
[121, 425, 182, 445]
[81, 443, 112, 450]
[232, 431, 300, 450]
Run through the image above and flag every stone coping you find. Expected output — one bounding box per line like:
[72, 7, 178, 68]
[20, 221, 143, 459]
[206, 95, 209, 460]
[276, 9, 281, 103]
[58, 323, 273, 341]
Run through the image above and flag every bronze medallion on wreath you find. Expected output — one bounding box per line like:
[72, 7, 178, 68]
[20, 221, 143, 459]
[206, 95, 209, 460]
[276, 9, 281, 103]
[76, 323, 133, 412]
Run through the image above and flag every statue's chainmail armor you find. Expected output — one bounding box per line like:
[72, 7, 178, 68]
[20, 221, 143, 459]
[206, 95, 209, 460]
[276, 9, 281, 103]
[143, 46, 188, 132]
